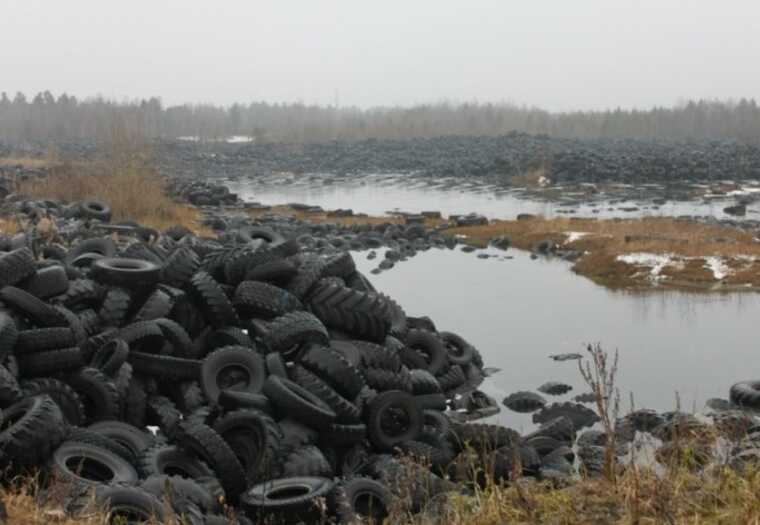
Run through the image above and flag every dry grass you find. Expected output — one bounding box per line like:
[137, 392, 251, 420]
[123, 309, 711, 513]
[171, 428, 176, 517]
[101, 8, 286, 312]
[447, 216, 760, 290]
[511, 165, 550, 188]
[0, 156, 58, 169]
[15, 161, 211, 236]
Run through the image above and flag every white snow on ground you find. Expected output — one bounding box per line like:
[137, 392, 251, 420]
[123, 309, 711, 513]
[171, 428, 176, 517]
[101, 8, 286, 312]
[565, 231, 590, 243]
[726, 187, 760, 196]
[617, 253, 675, 280]
[704, 256, 730, 280]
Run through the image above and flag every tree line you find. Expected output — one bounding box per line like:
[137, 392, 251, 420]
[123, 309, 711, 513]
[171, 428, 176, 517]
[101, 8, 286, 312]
[1, 91, 759, 144]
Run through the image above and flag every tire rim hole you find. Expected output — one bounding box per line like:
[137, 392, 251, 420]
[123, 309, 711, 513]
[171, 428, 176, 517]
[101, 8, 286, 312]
[65, 456, 115, 482]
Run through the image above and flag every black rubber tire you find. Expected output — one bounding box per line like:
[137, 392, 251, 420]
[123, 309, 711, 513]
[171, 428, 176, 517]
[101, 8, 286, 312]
[0, 286, 68, 327]
[244, 259, 298, 285]
[323, 252, 356, 279]
[218, 390, 273, 414]
[0, 365, 21, 408]
[0, 395, 66, 468]
[403, 329, 448, 376]
[59, 278, 103, 310]
[300, 344, 365, 400]
[87, 420, 156, 458]
[154, 318, 194, 357]
[91, 257, 162, 288]
[286, 255, 327, 300]
[409, 369, 443, 395]
[91, 339, 129, 376]
[730, 380, 760, 408]
[0, 312, 17, 362]
[397, 440, 452, 469]
[21, 377, 83, 425]
[98, 287, 132, 327]
[439, 331, 476, 366]
[264, 311, 329, 356]
[128, 352, 201, 379]
[86, 486, 166, 522]
[65, 367, 120, 424]
[78, 200, 112, 222]
[331, 477, 391, 525]
[201, 346, 266, 403]
[204, 326, 252, 352]
[133, 289, 173, 321]
[137, 443, 215, 479]
[281, 445, 333, 478]
[344, 270, 376, 293]
[233, 281, 303, 319]
[18, 347, 83, 376]
[265, 352, 288, 378]
[163, 246, 200, 288]
[242, 476, 334, 520]
[51, 441, 138, 486]
[146, 395, 182, 438]
[291, 365, 361, 423]
[365, 390, 423, 451]
[322, 422, 368, 447]
[188, 271, 240, 328]
[263, 375, 337, 429]
[16, 327, 77, 353]
[0, 248, 36, 288]
[213, 408, 283, 482]
[364, 367, 413, 393]
[20, 265, 69, 299]
[117, 321, 166, 352]
[177, 421, 247, 501]
[140, 474, 223, 514]
[306, 282, 391, 343]
[415, 393, 448, 411]
[64, 427, 136, 465]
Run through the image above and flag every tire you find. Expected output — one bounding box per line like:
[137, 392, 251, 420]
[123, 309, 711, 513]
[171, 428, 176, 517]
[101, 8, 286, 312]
[286, 255, 327, 299]
[218, 390, 273, 414]
[322, 252, 356, 279]
[242, 477, 334, 520]
[91, 257, 162, 288]
[205, 327, 251, 352]
[88, 486, 165, 522]
[0, 312, 17, 362]
[64, 427, 137, 465]
[439, 331, 476, 366]
[140, 475, 222, 514]
[265, 352, 288, 379]
[331, 477, 391, 524]
[730, 381, 760, 408]
[0, 395, 66, 468]
[291, 366, 361, 423]
[244, 259, 298, 285]
[16, 327, 77, 353]
[163, 247, 200, 288]
[87, 420, 156, 458]
[137, 443, 215, 479]
[90, 339, 129, 376]
[306, 282, 391, 342]
[322, 422, 367, 447]
[65, 367, 120, 424]
[51, 441, 138, 488]
[403, 329, 448, 376]
[233, 281, 303, 319]
[212, 408, 283, 482]
[133, 289, 173, 321]
[78, 200, 112, 222]
[201, 346, 266, 403]
[19, 379, 82, 426]
[263, 375, 337, 429]
[177, 421, 247, 501]
[128, 352, 201, 379]
[281, 445, 333, 478]
[59, 278, 103, 310]
[0, 286, 68, 327]
[154, 318, 194, 357]
[264, 311, 329, 356]
[366, 390, 423, 451]
[0, 248, 36, 288]
[188, 271, 240, 328]
[117, 321, 166, 352]
[20, 265, 69, 299]
[98, 287, 132, 327]
[0, 365, 21, 407]
[409, 369, 442, 395]
[18, 347, 83, 376]
[300, 345, 365, 399]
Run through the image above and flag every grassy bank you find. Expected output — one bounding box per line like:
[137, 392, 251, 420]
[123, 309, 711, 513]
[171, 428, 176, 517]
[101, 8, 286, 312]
[447, 217, 760, 290]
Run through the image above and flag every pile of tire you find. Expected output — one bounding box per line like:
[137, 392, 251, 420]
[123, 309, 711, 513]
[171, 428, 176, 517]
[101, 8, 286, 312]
[0, 224, 542, 524]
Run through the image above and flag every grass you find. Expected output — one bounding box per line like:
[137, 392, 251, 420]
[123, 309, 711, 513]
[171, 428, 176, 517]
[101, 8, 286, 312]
[12, 159, 211, 236]
[248, 204, 443, 228]
[446, 216, 760, 290]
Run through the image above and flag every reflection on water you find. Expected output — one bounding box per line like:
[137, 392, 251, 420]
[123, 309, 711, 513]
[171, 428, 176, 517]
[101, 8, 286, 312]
[226, 173, 756, 221]
[355, 249, 759, 433]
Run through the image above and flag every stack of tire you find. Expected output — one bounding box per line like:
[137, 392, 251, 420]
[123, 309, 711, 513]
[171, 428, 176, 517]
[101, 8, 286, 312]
[0, 224, 529, 524]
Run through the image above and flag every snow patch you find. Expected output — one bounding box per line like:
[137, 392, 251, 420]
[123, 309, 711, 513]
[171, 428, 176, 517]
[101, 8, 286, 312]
[565, 231, 590, 243]
[704, 256, 730, 280]
[617, 253, 675, 280]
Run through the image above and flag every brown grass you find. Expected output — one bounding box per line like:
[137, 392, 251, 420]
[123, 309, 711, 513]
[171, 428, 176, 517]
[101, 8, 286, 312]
[0, 157, 58, 169]
[447, 217, 760, 290]
[249, 205, 443, 228]
[15, 161, 211, 236]
[510, 165, 550, 188]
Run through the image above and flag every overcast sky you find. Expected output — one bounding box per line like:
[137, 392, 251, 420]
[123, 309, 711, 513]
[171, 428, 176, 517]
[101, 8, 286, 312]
[1, 0, 758, 111]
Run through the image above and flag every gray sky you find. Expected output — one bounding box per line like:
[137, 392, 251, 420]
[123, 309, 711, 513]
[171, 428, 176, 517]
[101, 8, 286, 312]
[2, 0, 758, 111]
